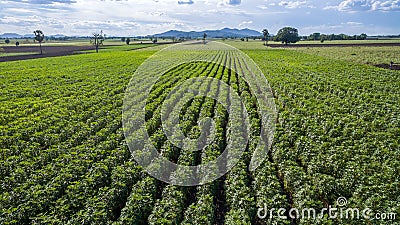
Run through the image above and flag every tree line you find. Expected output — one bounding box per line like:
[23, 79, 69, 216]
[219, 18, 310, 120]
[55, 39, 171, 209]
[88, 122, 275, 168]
[303, 33, 367, 41]
[261, 27, 369, 45]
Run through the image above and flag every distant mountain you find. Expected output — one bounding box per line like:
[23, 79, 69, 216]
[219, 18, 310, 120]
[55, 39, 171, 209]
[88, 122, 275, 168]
[153, 28, 262, 38]
[51, 34, 66, 38]
[0, 33, 65, 38]
[23, 34, 35, 38]
[0, 33, 23, 38]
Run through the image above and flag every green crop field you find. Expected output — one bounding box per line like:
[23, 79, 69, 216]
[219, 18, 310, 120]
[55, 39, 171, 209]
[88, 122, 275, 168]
[78, 44, 157, 53]
[294, 39, 400, 44]
[0, 41, 399, 225]
[292, 46, 400, 66]
[0, 40, 91, 47]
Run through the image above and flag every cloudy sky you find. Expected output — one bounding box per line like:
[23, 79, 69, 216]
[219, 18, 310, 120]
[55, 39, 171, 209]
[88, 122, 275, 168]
[0, 0, 399, 36]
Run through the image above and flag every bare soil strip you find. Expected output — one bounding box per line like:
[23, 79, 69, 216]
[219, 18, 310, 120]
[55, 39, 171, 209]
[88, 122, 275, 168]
[0, 45, 95, 62]
[0, 42, 175, 62]
[375, 63, 400, 70]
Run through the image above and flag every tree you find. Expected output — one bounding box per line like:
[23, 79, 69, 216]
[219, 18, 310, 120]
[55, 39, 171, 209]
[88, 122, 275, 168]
[203, 33, 207, 44]
[275, 27, 300, 45]
[152, 38, 158, 43]
[320, 34, 327, 42]
[121, 37, 126, 42]
[5, 39, 10, 44]
[262, 29, 269, 45]
[360, 33, 367, 40]
[33, 30, 45, 54]
[126, 37, 130, 45]
[312, 32, 320, 40]
[16, 41, 20, 47]
[92, 30, 104, 53]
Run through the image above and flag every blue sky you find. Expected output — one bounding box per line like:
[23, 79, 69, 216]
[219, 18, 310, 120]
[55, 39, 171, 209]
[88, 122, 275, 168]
[0, 0, 399, 36]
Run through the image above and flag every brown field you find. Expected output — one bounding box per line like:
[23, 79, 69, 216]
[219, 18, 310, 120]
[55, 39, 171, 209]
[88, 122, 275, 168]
[0, 45, 96, 62]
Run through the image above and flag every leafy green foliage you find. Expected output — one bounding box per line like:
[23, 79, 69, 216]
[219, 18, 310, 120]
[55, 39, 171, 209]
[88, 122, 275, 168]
[247, 49, 399, 224]
[0, 50, 154, 224]
[274, 27, 300, 44]
[1, 42, 398, 225]
[293, 46, 400, 66]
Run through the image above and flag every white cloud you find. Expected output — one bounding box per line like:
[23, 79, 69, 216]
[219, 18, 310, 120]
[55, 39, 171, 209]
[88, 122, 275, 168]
[325, 0, 400, 12]
[5, 0, 76, 4]
[345, 21, 363, 25]
[5, 8, 36, 13]
[371, 0, 400, 11]
[239, 20, 253, 27]
[279, 1, 307, 9]
[257, 4, 268, 10]
[264, 0, 315, 9]
[0, 0, 399, 36]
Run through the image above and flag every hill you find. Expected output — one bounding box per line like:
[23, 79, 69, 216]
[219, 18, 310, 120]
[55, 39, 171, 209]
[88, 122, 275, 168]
[153, 28, 261, 38]
[0, 33, 24, 38]
[0, 33, 62, 38]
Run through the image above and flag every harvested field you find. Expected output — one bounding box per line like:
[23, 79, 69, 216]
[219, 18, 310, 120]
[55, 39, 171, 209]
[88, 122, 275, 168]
[0, 45, 96, 62]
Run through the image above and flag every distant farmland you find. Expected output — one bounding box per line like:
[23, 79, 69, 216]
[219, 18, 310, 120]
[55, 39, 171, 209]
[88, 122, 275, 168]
[0, 40, 399, 225]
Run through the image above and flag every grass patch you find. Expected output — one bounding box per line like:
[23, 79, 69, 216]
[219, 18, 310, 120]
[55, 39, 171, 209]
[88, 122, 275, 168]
[292, 46, 400, 66]
[79, 44, 157, 53]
